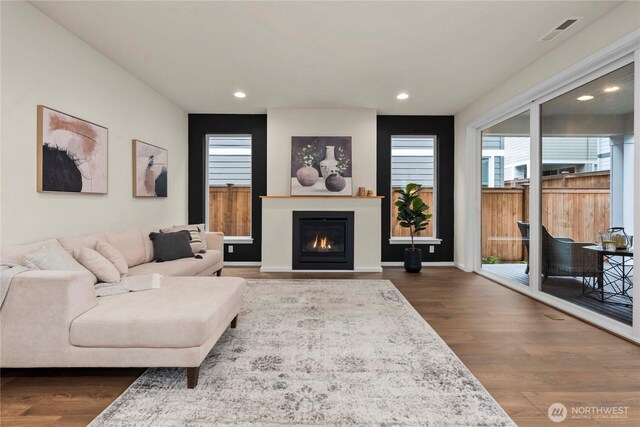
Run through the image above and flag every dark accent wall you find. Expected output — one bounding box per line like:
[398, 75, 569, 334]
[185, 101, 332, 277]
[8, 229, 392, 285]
[376, 116, 454, 262]
[188, 114, 267, 262]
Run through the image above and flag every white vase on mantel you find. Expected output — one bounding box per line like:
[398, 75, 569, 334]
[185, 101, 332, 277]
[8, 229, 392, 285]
[319, 146, 338, 178]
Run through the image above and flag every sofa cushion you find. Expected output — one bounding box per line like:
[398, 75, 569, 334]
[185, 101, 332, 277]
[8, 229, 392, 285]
[96, 241, 129, 276]
[57, 233, 106, 253]
[70, 277, 246, 348]
[196, 224, 208, 251]
[149, 231, 194, 262]
[128, 258, 199, 276]
[75, 248, 121, 283]
[139, 227, 159, 263]
[105, 229, 149, 268]
[24, 242, 96, 283]
[162, 225, 205, 254]
[0, 239, 58, 265]
[173, 224, 208, 251]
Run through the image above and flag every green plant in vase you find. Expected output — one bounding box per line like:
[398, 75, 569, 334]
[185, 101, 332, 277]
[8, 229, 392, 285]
[395, 183, 432, 273]
[296, 143, 321, 186]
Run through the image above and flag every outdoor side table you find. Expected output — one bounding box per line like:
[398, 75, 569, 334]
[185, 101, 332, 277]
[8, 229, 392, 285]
[582, 245, 633, 307]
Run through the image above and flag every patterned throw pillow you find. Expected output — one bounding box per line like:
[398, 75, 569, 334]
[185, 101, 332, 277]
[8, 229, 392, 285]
[24, 242, 97, 283]
[162, 225, 206, 253]
[196, 223, 208, 251]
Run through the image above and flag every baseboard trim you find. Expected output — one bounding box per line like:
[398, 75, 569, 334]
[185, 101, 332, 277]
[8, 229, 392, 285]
[229, 262, 455, 269]
[224, 262, 262, 267]
[259, 266, 383, 273]
[381, 262, 455, 267]
[453, 262, 467, 271]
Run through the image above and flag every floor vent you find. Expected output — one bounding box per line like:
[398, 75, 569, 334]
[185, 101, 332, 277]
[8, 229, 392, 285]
[539, 17, 582, 42]
[545, 314, 565, 321]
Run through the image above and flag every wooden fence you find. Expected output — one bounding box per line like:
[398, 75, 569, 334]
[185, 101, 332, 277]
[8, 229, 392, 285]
[482, 171, 610, 262]
[210, 185, 436, 239]
[482, 188, 526, 261]
[209, 185, 251, 236]
[391, 188, 434, 237]
[210, 171, 610, 260]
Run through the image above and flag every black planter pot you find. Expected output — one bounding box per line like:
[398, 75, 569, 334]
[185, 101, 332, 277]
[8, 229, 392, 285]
[404, 248, 422, 273]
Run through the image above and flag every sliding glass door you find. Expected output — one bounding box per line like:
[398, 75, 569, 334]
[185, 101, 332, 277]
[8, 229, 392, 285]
[540, 63, 634, 325]
[475, 55, 636, 338]
[481, 111, 531, 285]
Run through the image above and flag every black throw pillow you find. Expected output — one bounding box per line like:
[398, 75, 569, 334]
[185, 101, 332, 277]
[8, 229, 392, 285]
[149, 230, 194, 262]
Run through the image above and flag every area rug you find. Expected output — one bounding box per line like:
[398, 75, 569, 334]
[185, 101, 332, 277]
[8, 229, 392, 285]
[90, 280, 514, 426]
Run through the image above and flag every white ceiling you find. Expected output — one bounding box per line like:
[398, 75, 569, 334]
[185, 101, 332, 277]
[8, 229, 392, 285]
[30, 1, 623, 115]
[542, 62, 634, 116]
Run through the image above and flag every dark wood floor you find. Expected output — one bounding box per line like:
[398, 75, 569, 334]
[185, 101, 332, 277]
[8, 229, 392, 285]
[2, 267, 639, 426]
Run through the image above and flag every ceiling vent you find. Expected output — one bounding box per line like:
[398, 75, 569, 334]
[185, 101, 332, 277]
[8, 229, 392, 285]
[539, 17, 582, 42]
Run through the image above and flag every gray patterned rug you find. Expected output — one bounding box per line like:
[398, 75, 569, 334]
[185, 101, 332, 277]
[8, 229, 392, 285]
[90, 279, 514, 426]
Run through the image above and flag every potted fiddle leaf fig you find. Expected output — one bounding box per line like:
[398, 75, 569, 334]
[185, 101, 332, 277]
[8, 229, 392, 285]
[395, 183, 432, 273]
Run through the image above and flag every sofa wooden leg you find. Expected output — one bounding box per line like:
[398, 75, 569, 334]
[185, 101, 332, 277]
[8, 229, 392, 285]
[215, 268, 222, 277]
[187, 366, 200, 389]
[230, 314, 238, 329]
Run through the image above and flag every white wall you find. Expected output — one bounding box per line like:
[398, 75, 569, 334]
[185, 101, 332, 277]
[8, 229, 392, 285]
[267, 108, 377, 195]
[0, 1, 188, 247]
[262, 108, 381, 271]
[453, 1, 640, 268]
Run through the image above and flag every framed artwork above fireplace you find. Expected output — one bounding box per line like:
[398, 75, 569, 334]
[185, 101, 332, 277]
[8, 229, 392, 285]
[290, 136, 352, 196]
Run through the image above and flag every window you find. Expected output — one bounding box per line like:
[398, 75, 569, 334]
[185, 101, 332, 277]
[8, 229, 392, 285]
[390, 136, 437, 239]
[514, 164, 527, 180]
[207, 135, 252, 239]
[481, 158, 490, 187]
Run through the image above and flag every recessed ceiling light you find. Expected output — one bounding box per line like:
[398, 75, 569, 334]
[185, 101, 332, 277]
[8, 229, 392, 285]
[397, 93, 409, 100]
[604, 86, 620, 93]
[234, 91, 246, 98]
[576, 95, 594, 101]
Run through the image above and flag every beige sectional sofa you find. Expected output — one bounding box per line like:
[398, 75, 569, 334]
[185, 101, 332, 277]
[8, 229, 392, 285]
[0, 227, 246, 388]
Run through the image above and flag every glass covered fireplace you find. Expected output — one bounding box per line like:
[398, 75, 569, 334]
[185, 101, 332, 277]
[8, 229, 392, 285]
[292, 211, 354, 270]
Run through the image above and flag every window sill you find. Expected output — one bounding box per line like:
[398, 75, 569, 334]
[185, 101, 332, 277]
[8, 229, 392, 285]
[223, 237, 254, 244]
[389, 237, 442, 245]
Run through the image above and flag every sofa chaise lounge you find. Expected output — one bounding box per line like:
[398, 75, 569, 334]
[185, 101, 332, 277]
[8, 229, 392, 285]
[0, 226, 246, 388]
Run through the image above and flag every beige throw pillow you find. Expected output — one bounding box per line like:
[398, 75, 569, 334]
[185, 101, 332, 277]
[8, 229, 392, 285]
[96, 241, 129, 276]
[75, 248, 121, 284]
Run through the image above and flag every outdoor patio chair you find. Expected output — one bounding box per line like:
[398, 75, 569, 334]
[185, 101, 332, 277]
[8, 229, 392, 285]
[516, 221, 598, 282]
[517, 221, 530, 274]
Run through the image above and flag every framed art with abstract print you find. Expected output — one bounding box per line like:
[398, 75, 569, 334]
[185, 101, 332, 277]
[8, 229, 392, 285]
[290, 136, 352, 196]
[37, 105, 108, 194]
[133, 140, 168, 197]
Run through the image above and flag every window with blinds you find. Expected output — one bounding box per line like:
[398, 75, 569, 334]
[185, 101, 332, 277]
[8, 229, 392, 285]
[208, 135, 252, 186]
[207, 135, 252, 238]
[391, 136, 436, 238]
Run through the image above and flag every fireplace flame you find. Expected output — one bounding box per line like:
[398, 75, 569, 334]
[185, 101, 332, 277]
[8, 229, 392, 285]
[312, 233, 332, 250]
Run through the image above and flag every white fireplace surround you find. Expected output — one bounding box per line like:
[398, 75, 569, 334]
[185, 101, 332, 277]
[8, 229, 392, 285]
[261, 108, 381, 272]
[261, 197, 382, 272]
